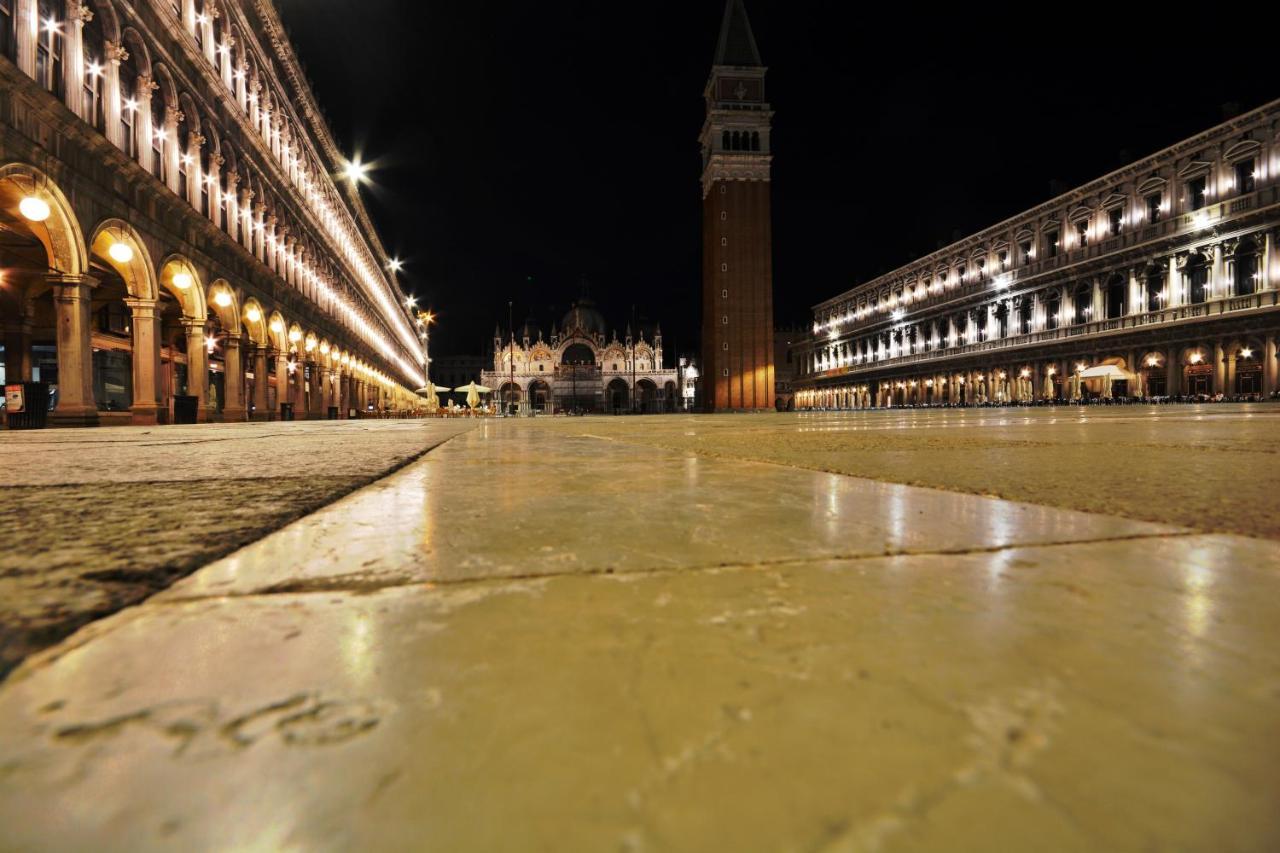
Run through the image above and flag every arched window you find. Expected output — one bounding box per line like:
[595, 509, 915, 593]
[35, 0, 64, 96]
[177, 119, 192, 200]
[1186, 255, 1208, 304]
[1233, 238, 1258, 296]
[721, 129, 730, 150]
[1018, 298, 1032, 334]
[192, 0, 205, 49]
[149, 84, 167, 180]
[200, 133, 214, 217]
[1, 0, 16, 61]
[119, 52, 140, 159]
[751, 131, 760, 151]
[81, 8, 106, 130]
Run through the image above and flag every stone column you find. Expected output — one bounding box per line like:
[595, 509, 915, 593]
[275, 353, 289, 418]
[135, 75, 156, 174]
[1213, 341, 1226, 396]
[223, 170, 239, 241]
[206, 153, 222, 227]
[234, 62, 248, 109]
[1166, 347, 1179, 396]
[15, 0, 36, 78]
[222, 336, 246, 421]
[185, 131, 204, 208]
[320, 366, 332, 415]
[239, 188, 255, 253]
[124, 298, 161, 425]
[1212, 244, 1225, 300]
[1264, 335, 1277, 398]
[1168, 257, 1181, 307]
[181, 318, 209, 421]
[253, 345, 269, 419]
[1225, 350, 1237, 397]
[49, 274, 99, 426]
[165, 106, 183, 196]
[64, 2, 90, 118]
[292, 357, 307, 418]
[103, 41, 127, 149]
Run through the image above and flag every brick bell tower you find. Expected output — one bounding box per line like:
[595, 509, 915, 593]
[700, 0, 774, 411]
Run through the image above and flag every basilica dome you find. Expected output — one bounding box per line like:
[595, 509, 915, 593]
[560, 299, 607, 337]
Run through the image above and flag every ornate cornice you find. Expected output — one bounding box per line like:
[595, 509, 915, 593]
[701, 154, 772, 197]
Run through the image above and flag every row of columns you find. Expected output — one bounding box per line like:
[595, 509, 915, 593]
[799, 335, 1280, 410]
[3, 275, 397, 426]
[808, 233, 1275, 375]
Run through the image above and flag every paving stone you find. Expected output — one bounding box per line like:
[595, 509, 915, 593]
[0, 420, 475, 677]
[1, 535, 1277, 851]
[531, 404, 1280, 539]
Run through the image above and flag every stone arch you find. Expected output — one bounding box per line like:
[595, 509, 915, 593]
[87, 219, 157, 300]
[178, 93, 201, 136]
[85, 0, 121, 42]
[157, 254, 205, 318]
[206, 279, 240, 334]
[241, 298, 268, 345]
[267, 311, 288, 350]
[120, 26, 151, 77]
[152, 63, 178, 110]
[0, 162, 88, 276]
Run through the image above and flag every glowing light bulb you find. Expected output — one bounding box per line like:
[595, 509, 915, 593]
[108, 241, 134, 263]
[19, 196, 51, 222]
[246, 306, 261, 323]
[213, 291, 232, 308]
[172, 272, 193, 290]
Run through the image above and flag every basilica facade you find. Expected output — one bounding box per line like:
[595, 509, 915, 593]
[481, 300, 678, 414]
[794, 99, 1280, 409]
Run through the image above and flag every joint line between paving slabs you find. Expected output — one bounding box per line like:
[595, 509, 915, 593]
[151, 530, 1201, 605]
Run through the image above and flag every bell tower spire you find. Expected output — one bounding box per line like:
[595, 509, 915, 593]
[700, 0, 774, 411]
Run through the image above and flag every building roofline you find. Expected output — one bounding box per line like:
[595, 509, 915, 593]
[812, 97, 1280, 311]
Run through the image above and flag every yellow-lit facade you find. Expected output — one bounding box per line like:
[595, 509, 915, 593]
[0, 0, 423, 425]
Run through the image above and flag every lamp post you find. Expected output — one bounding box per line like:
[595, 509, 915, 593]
[416, 309, 434, 413]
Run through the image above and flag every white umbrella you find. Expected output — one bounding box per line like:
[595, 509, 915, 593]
[1043, 374, 1054, 400]
[454, 381, 492, 410]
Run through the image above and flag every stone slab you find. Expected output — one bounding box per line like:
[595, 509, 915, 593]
[0, 420, 476, 677]
[161, 424, 1179, 600]
[534, 404, 1280, 538]
[1, 534, 1278, 851]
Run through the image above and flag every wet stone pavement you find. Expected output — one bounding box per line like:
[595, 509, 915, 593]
[0, 420, 475, 678]
[1, 410, 1279, 851]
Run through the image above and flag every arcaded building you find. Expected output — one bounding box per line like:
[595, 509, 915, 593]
[482, 299, 678, 414]
[794, 100, 1280, 409]
[0, 0, 423, 426]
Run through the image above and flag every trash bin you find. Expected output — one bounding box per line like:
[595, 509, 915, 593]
[173, 394, 199, 425]
[5, 382, 49, 430]
[280, 402, 294, 421]
[328, 406, 339, 420]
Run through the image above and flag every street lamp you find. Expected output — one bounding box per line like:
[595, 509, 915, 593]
[416, 309, 434, 388]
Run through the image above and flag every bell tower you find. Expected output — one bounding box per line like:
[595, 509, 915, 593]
[700, 0, 774, 411]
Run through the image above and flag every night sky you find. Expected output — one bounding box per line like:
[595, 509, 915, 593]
[276, 1, 1276, 358]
